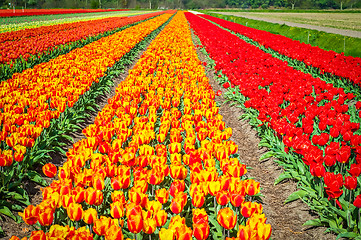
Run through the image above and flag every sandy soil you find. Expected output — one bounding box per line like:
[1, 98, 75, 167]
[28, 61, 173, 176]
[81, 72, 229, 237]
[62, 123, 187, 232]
[215, 12, 361, 38]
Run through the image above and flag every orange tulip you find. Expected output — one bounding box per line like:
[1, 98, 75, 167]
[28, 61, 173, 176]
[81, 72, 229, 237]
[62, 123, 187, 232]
[111, 191, 126, 205]
[230, 192, 245, 208]
[159, 228, 175, 240]
[127, 213, 143, 234]
[94, 216, 113, 236]
[217, 207, 237, 230]
[85, 187, 103, 206]
[208, 181, 221, 196]
[19, 205, 39, 225]
[169, 179, 185, 197]
[169, 142, 181, 154]
[155, 209, 167, 227]
[110, 201, 124, 219]
[125, 203, 142, 218]
[148, 168, 164, 185]
[111, 176, 122, 190]
[105, 225, 124, 240]
[146, 200, 162, 213]
[216, 190, 230, 206]
[157, 133, 166, 143]
[170, 164, 188, 180]
[83, 208, 97, 225]
[156, 188, 169, 204]
[38, 208, 54, 226]
[241, 202, 263, 218]
[72, 186, 85, 203]
[245, 179, 260, 196]
[192, 192, 205, 208]
[42, 163, 57, 178]
[193, 221, 210, 240]
[92, 174, 105, 191]
[192, 208, 208, 224]
[170, 196, 185, 214]
[29, 230, 46, 240]
[67, 202, 83, 222]
[143, 217, 157, 234]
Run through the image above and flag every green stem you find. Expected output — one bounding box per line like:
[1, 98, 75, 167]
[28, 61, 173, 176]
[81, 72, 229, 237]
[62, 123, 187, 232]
[214, 197, 217, 212]
[349, 190, 352, 209]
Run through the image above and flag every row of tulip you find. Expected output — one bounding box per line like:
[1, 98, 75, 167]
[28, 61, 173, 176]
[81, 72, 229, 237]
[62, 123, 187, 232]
[0, 11, 166, 82]
[186, 12, 361, 238]
[0, 11, 166, 65]
[0, 11, 172, 165]
[12, 11, 271, 240]
[0, 9, 128, 18]
[0, 12, 175, 234]
[199, 14, 361, 86]
[0, 11, 148, 33]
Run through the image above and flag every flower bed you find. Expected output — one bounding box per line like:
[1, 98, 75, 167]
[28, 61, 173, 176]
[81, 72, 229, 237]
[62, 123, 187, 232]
[186, 11, 361, 238]
[13, 11, 271, 240]
[0, 11, 165, 65]
[0, 9, 129, 18]
[199, 14, 361, 87]
[0, 13, 174, 233]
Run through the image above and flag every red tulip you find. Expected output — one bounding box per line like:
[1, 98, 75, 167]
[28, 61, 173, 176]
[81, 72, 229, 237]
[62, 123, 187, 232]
[344, 176, 357, 190]
[354, 194, 361, 208]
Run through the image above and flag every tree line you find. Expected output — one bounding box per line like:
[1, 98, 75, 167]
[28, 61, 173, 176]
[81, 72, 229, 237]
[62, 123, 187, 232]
[1, 0, 360, 12]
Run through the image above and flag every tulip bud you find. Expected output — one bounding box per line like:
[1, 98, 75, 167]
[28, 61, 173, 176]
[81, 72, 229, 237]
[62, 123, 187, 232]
[38, 208, 54, 226]
[19, 205, 39, 225]
[155, 210, 167, 227]
[216, 191, 230, 206]
[193, 221, 210, 240]
[67, 202, 83, 222]
[110, 202, 124, 219]
[156, 188, 169, 204]
[159, 228, 175, 240]
[217, 207, 237, 230]
[345, 176, 357, 190]
[127, 213, 143, 234]
[42, 163, 57, 178]
[143, 217, 157, 234]
[83, 208, 97, 225]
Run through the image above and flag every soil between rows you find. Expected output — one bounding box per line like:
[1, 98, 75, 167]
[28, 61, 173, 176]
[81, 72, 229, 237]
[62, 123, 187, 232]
[1, 16, 339, 240]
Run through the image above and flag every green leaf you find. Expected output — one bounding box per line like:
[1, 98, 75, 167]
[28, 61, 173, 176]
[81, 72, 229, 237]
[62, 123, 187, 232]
[284, 190, 308, 204]
[209, 216, 223, 239]
[60, 134, 74, 142]
[274, 172, 292, 185]
[303, 219, 323, 227]
[336, 232, 358, 239]
[53, 146, 67, 155]
[31, 152, 50, 165]
[0, 205, 17, 221]
[259, 151, 274, 161]
[26, 170, 47, 186]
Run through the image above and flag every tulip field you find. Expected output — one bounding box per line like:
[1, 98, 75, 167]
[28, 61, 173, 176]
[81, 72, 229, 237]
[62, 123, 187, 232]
[1, 8, 361, 240]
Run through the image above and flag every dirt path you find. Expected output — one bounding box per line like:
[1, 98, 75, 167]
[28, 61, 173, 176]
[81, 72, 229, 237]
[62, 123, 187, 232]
[192, 32, 337, 239]
[214, 12, 361, 39]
